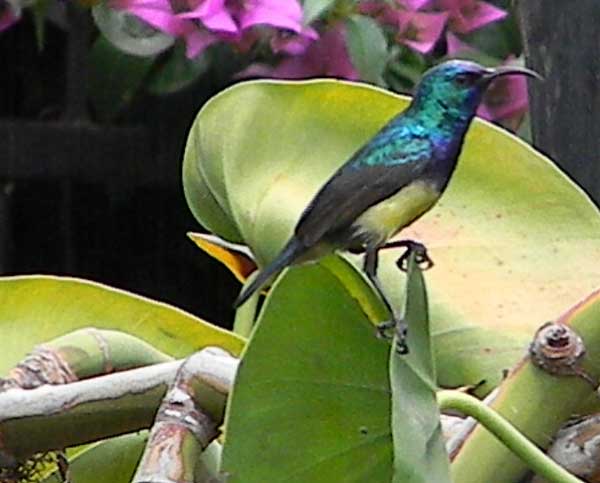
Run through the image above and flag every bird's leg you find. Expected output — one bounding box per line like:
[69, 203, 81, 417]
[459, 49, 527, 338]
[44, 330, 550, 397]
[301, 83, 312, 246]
[363, 246, 409, 354]
[379, 239, 433, 272]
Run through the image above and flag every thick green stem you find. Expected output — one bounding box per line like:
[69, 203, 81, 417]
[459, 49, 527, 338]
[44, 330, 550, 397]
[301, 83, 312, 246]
[438, 390, 583, 483]
[233, 273, 260, 338]
[0, 348, 238, 464]
[133, 351, 228, 483]
[449, 290, 600, 482]
[1, 328, 171, 390]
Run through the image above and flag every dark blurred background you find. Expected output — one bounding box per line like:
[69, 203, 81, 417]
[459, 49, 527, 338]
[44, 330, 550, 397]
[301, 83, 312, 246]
[0, 15, 240, 325]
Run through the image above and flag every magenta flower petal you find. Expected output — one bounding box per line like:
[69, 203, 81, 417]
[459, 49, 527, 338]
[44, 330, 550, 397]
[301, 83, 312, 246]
[178, 0, 237, 33]
[0, 1, 19, 32]
[238, 0, 304, 33]
[398, 0, 431, 10]
[178, 9, 237, 33]
[199, 8, 237, 31]
[267, 23, 359, 80]
[359, 1, 399, 24]
[445, 31, 476, 55]
[439, 0, 507, 34]
[397, 10, 448, 54]
[187, 0, 224, 17]
[476, 103, 493, 120]
[482, 75, 528, 120]
[111, 0, 186, 35]
[182, 25, 219, 57]
[270, 26, 318, 54]
[479, 58, 530, 122]
[236, 62, 276, 78]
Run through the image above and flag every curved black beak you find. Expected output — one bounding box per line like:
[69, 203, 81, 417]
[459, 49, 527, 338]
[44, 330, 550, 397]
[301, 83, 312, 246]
[481, 65, 543, 84]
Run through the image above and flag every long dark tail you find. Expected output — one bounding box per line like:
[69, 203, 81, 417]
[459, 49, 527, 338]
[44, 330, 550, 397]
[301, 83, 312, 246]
[233, 236, 305, 309]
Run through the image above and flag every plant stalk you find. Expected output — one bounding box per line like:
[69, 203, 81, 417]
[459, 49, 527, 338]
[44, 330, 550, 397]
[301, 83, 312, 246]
[133, 351, 228, 483]
[0, 348, 238, 465]
[438, 390, 583, 483]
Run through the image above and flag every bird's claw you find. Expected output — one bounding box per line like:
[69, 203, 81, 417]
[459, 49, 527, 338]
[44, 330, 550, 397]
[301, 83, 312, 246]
[375, 318, 409, 354]
[396, 241, 434, 272]
[375, 320, 396, 340]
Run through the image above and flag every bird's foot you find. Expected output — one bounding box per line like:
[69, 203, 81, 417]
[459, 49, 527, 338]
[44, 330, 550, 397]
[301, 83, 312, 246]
[394, 240, 434, 272]
[375, 319, 396, 340]
[375, 318, 409, 355]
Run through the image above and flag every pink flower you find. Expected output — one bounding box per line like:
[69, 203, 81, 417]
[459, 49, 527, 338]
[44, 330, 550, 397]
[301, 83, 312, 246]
[177, 0, 237, 33]
[0, 0, 19, 32]
[360, 1, 447, 54]
[437, 0, 506, 34]
[180, 25, 221, 57]
[110, 0, 234, 58]
[478, 59, 530, 124]
[229, 0, 318, 55]
[362, 0, 431, 12]
[359, 1, 398, 23]
[445, 31, 475, 56]
[239, 23, 358, 80]
[398, 0, 431, 10]
[270, 27, 319, 55]
[174, 0, 239, 57]
[231, 0, 305, 34]
[396, 10, 448, 54]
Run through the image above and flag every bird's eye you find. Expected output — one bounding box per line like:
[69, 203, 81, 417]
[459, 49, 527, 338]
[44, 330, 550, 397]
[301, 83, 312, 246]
[455, 73, 476, 86]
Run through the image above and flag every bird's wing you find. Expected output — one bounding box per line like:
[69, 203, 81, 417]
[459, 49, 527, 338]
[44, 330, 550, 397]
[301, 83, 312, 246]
[295, 140, 433, 247]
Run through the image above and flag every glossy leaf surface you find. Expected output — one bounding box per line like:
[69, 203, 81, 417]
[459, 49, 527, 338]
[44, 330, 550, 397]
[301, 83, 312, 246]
[222, 255, 451, 482]
[0, 275, 244, 373]
[221, 259, 393, 482]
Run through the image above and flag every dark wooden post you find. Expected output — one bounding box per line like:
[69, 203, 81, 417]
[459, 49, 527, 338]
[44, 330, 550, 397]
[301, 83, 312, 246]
[0, 183, 13, 273]
[517, 1, 600, 204]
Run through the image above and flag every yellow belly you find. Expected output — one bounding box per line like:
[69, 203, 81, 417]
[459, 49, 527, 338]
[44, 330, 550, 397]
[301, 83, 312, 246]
[353, 180, 440, 244]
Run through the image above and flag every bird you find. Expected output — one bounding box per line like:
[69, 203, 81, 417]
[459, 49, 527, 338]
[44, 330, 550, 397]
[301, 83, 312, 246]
[233, 59, 540, 352]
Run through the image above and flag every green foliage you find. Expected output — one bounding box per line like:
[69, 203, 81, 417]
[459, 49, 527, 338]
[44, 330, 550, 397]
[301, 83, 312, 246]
[302, 0, 337, 24]
[0, 275, 243, 372]
[345, 14, 389, 85]
[32, 0, 49, 52]
[221, 258, 394, 482]
[146, 44, 211, 95]
[390, 258, 450, 483]
[42, 434, 147, 483]
[89, 37, 156, 121]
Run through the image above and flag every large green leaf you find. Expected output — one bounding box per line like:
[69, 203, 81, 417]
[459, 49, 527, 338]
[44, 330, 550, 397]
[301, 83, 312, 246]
[391, 258, 450, 483]
[0, 275, 244, 373]
[221, 259, 393, 482]
[222, 255, 451, 482]
[183, 79, 600, 388]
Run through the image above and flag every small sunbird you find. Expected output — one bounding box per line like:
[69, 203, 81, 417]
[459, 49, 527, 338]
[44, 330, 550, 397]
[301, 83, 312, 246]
[234, 59, 540, 353]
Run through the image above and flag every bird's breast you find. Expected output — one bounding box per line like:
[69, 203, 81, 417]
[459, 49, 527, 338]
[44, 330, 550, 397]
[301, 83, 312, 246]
[352, 180, 441, 245]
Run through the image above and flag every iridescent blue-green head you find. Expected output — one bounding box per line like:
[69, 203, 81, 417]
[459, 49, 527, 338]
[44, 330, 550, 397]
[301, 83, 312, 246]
[409, 59, 541, 124]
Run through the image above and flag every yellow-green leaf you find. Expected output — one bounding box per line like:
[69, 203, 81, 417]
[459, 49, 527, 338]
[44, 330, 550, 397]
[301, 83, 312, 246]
[0, 275, 244, 374]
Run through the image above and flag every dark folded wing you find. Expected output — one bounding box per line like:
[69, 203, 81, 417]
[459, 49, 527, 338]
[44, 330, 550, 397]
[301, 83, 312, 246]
[295, 152, 431, 247]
